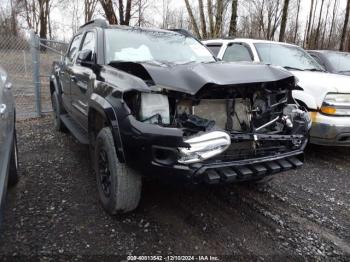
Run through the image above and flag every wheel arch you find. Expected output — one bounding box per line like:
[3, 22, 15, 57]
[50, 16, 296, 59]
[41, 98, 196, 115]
[49, 75, 61, 95]
[88, 94, 126, 163]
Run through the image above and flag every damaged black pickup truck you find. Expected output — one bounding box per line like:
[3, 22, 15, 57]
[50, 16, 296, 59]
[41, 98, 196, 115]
[50, 19, 311, 215]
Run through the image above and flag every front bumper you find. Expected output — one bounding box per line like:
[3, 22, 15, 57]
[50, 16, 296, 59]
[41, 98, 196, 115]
[120, 115, 306, 184]
[310, 112, 350, 146]
[191, 151, 304, 184]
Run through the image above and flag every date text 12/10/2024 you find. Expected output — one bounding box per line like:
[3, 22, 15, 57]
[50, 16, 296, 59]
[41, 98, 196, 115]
[127, 255, 220, 261]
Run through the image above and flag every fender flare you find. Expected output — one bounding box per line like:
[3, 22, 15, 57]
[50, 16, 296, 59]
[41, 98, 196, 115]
[50, 74, 62, 95]
[89, 93, 126, 163]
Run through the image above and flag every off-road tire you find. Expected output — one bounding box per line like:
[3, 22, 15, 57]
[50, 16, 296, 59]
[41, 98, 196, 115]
[51, 91, 66, 132]
[8, 131, 19, 187]
[94, 127, 142, 215]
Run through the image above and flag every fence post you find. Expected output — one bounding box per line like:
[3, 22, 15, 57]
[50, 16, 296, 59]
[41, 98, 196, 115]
[30, 30, 41, 117]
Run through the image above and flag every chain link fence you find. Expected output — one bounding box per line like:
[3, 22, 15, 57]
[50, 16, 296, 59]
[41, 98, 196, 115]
[0, 32, 68, 120]
[37, 36, 68, 117]
[0, 34, 35, 119]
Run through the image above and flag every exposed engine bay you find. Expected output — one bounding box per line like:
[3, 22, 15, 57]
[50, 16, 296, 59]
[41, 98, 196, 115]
[124, 82, 311, 165]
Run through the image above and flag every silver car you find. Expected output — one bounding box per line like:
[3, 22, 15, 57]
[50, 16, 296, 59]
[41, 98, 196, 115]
[0, 66, 19, 225]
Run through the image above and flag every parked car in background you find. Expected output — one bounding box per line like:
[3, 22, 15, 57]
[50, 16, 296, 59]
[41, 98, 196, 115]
[308, 50, 350, 76]
[50, 20, 310, 215]
[0, 66, 19, 225]
[204, 39, 350, 146]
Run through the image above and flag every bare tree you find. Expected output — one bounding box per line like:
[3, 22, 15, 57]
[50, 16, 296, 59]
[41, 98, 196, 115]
[229, 0, 238, 37]
[320, 0, 332, 49]
[38, 0, 50, 39]
[340, 0, 350, 51]
[184, 0, 201, 38]
[207, 0, 215, 37]
[214, 0, 224, 37]
[327, 0, 339, 48]
[198, 0, 207, 39]
[84, 0, 98, 22]
[99, 0, 118, 24]
[135, 0, 149, 26]
[9, 0, 18, 35]
[313, 0, 325, 48]
[117, 0, 132, 25]
[279, 0, 290, 42]
[305, 0, 315, 48]
[293, 0, 301, 43]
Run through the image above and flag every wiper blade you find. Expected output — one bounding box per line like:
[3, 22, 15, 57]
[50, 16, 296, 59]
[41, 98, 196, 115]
[283, 66, 304, 71]
[175, 61, 197, 65]
[304, 68, 326, 72]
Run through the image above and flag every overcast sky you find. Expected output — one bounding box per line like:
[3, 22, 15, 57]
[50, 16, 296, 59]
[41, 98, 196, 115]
[0, 0, 348, 41]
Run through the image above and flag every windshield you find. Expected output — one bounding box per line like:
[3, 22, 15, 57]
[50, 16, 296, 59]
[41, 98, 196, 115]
[104, 29, 215, 64]
[254, 43, 324, 71]
[324, 52, 350, 73]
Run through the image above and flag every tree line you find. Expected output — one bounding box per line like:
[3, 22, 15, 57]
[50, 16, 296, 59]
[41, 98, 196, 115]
[0, 0, 349, 51]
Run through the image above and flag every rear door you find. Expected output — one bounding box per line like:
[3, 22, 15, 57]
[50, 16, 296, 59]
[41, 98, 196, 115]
[61, 34, 83, 113]
[70, 31, 97, 130]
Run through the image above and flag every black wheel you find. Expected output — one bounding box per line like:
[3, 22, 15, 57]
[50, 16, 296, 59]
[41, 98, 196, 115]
[51, 91, 66, 132]
[8, 131, 19, 187]
[94, 127, 142, 215]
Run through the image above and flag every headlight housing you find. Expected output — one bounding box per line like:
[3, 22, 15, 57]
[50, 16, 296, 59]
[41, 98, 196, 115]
[178, 131, 231, 164]
[320, 93, 350, 116]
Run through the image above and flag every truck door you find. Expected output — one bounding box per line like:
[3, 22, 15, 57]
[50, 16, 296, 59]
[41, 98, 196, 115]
[70, 31, 96, 130]
[61, 34, 83, 113]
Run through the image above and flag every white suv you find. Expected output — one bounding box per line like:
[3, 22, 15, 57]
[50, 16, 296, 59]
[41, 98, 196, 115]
[203, 39, 350, 146]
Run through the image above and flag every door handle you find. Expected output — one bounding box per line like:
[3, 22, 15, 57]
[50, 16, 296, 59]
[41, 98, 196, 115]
[0, 104, 7, 117]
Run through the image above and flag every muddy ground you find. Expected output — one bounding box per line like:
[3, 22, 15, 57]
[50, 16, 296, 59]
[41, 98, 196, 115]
[0, 116, 349, 261]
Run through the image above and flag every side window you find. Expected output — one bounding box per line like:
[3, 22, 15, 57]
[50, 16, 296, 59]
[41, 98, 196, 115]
[81, 31, 96, 55]
[66, 34, 83, 64]
[206, 44, 222, 57]
[222, 43, 253, 62]
[310, 54, 324, 66]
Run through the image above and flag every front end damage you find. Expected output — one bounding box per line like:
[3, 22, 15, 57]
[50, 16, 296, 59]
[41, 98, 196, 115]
[110, 63, 311, 184]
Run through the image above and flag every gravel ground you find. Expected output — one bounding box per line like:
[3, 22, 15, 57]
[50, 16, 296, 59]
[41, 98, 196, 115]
[0, 115, 349, 261]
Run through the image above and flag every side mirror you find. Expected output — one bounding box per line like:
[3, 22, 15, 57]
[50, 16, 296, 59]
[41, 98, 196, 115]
[77, 50, 93, 67]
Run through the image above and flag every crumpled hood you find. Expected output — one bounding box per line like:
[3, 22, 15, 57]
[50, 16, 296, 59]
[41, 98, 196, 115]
[110, 61, 295, 95]
[291, 70, 350, 108]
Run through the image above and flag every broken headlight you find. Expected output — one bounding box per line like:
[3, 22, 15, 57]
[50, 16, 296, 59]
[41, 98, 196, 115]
[178, 131, 231, 164]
